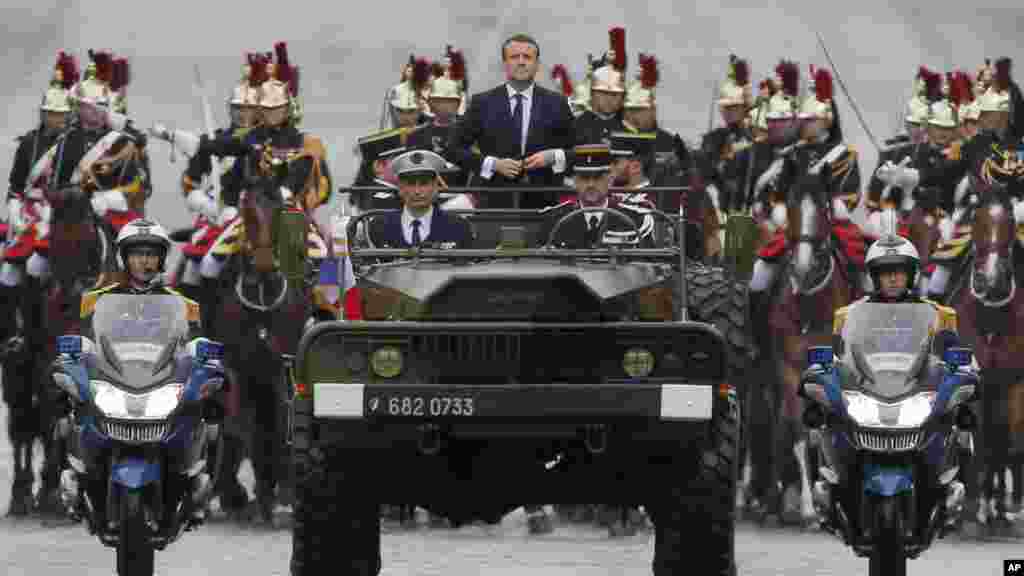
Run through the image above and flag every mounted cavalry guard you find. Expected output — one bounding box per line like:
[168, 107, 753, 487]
[176, 53, 267, 309]
[550, 58, 591, 118]
[151, 41, 335, 317]
[904, 67, 934, 146]
[1, 52, 77, 353]
[877, 57, 1024, 300]
[622, 53, 691, 190]
[573, 27, 628, 145]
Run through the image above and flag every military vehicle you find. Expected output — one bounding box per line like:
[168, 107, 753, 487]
[288, 187, 751, 576]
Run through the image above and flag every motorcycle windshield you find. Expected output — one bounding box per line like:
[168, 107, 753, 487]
[91, 294, 189, 391]
[839, 303, 937, 400]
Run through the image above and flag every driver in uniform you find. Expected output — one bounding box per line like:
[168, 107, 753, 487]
[71, 218, 223, 525]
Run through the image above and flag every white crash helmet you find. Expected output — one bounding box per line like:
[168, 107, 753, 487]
[865, 233, 921, 293]
[115, 218, 172, 274]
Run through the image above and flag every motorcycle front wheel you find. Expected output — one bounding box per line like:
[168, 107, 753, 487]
[116, 488, 155, 576]
[869, 496, 906, 576]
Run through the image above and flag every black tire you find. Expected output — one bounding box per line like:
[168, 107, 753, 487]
[651, 385, 739, 576]
[869, 496, 906, 576]
[117, 488, 154, 576]
[290, 400, 380, 576]
[680, 264, 753, 377]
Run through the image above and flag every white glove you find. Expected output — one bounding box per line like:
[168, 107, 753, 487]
[1013, 198, 1024, 225]
[217, 206, 239, 226]
[149, 124, 201, 157]
[186, 188, 219, 221]
[90, 189, 129, 217]
[106, 110, 130, 132]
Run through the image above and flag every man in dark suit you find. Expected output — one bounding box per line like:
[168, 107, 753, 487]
[455, 34, 575, 209]
[540, 143, 656, 249]
[368, 149, 472, 249]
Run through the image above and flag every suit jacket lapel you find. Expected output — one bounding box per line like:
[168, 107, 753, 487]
[525, 90, 543, 153]
[494, 86, 514, 145]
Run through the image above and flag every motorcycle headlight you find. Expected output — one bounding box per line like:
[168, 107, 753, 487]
[90, 380, 184, 420]
[842, 390, 936, 429]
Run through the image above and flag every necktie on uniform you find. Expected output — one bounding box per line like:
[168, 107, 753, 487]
[511, 93, 525, 155]
[587, 215, 600, 245]
[411, 219, 422, 245]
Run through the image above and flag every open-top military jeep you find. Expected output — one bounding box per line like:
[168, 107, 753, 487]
[289, 187, 750, 576]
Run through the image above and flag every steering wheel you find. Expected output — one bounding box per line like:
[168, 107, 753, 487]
[544, 206, 641, 248]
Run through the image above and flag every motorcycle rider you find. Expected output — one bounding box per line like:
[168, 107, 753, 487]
[61, 219, 223, 525]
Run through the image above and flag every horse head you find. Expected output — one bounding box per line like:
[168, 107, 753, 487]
[786, 168, 832, 293]
[971, 182, 1016, 306]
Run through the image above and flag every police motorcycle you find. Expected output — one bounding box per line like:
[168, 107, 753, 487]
[799, 302, 978, 576]
[50, 294, 225, 576]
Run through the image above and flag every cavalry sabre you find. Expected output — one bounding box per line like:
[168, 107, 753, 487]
[193, 64, 223, 209]
[814, 32, 882, 155]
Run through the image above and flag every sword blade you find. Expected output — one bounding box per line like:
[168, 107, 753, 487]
[815, 32, 881, 154]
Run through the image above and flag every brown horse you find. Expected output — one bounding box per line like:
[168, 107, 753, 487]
[207, 155, 314, 524]
[758, 169, 857, 526]
[946, 182, 1024, 532]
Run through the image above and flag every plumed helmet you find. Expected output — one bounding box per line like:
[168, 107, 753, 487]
[230, 56, 263, 106]
[115, 218, 172, 272]
[42, 51, 78, 113]
[41, 87, 71, 113]
[865, 233, 920, 291]
[977, 57, 1012, 113]
[624, 53, 659, 109]
[798, 66, 833, 120]
[391, 57, 431, 111]
[905, 96, 929, 125]
[591, 65, 626, 93]
[765, 60, 799, 120]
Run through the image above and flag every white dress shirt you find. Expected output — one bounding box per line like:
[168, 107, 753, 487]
[480, 83, 566, 180]
[581, 199, 610, 229]
[401, 206, 433, 245]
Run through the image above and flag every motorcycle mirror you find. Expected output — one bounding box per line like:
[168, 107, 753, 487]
[274, 207, 307, 281]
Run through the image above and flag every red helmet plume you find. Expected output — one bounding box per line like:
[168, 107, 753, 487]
[994, 57, 1012, 92]
[814, 67, 832, 102]
[247, 53, 270, 86]
[609, 27, 626, 71]
[55, 51, 79, 89]
[411, 57, 432, 92]
[639, 53, 659, 89]
[729, 54, 748, 87]
[921, 67, 942, 102]
[551, 64, 573, 97]
[89, 50, 114, 83]
[949, 70, 972, 106]
[776, 60, 799, 97]
[446, 45, 466, 83]
[273, 42, 293, 85]
[110, 58, 130, 92]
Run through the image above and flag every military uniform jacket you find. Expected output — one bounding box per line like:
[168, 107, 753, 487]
[184, 126, 244, 207]
[8, 127, 61, 198]
[920, 131, 1024, 198]
[406, 120, 469, 186]
[53, 126, 152, 212]
[200, 124, 332, 211]
[773, 139, 861, 213]
[573, 110, 626, 146]
[538, 198, 657, 249]
[697, 125, 757, 213]
[79, 283, 202, 341]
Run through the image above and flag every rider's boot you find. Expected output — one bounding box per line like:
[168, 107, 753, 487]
[0, 284, 21, 359]
[199, 277, 220, 338]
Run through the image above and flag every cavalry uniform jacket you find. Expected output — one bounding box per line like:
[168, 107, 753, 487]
[573, 110, 627, 147]
[199, 123, 332, 213]
[180, 126, 246, 261]
[5, 127, 61, 261]
[695, 125, 755, 215]
[53, 125, 152, 232]
[920, 131, 1024, 197]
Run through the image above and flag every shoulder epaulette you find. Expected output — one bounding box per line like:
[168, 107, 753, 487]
[80, 283, 121, 318]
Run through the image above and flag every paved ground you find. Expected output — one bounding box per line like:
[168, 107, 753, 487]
[1, 384, 1019, 575]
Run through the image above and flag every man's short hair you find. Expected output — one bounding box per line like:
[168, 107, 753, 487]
[502, 34, 540, 61]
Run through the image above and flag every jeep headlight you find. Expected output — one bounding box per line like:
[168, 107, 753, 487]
[623, 348, 655, 378]
[371, 346, 404, 378]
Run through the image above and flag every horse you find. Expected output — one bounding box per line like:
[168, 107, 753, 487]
[205, 151, 315, 524]
[945, 181, 1024, 535]
[752, 168, 859, 527]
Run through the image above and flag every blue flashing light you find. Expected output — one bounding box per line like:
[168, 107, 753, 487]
[807, 346, 833, 367]
[57, 335, 82, 355]
[944, 346, 972, 367]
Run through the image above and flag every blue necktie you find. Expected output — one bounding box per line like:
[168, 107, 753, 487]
[411, 219, 422, 245]
[511, 93, 525, 155]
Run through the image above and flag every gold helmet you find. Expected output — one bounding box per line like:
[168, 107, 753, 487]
[259, 42, 302, 123]
[74, 49, 116, 106]
[906, 66, 938, 125]
[391, 56, 431, 111]
[624, 53, 659, 109]
[765, 60, 799, 120]
[428, 47, 465, 101]
[230, 54, 266, 107]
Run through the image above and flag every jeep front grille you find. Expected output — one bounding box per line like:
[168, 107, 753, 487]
[411, 333, 521, 364]
[855, 430, 921, 452]
[100, 419, 168, 443]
